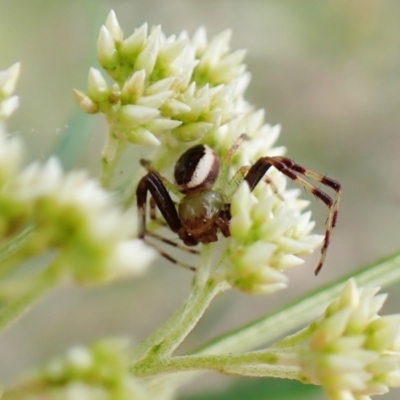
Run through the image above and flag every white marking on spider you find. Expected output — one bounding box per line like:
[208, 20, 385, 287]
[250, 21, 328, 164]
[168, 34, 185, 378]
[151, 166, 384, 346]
[185, 146, 217, 189]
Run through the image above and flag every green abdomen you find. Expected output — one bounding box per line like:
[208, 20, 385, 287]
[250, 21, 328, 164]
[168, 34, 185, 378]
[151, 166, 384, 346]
[178, 190, 224, 235]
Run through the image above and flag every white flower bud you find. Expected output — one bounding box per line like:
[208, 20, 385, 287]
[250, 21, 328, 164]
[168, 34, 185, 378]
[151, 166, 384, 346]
[173, 121, 213, 142]
[136, 90, 173, 109]
[162, 98, 191, 115]
[73, 89, 98, 114]
[121, 69, 146, 103]
[97, 25, 118, 69]
[144, 118, 182, 135]
[158, 39, 188, 65]
[120, 22, 148, 58]
[145, 76, 175, 95]
[87, 68, 109, 102]
[125, 127, 160, 146]
[105, 9, 123, 43]
[118, 105, 160, 127]
[134, 26, 160, 76]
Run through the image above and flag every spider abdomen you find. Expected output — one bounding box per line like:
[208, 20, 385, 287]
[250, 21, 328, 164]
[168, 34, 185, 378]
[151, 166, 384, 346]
[178, 190, 224, 242]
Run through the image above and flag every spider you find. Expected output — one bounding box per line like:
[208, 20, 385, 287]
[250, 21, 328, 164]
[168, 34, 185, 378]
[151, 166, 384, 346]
[136, 138, 341, 275]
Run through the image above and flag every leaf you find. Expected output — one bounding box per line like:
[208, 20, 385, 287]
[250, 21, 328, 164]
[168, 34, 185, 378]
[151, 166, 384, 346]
[180, 378, 321, 400]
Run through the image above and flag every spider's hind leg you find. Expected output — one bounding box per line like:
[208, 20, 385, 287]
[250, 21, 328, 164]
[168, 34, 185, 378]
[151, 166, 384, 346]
[146, 230, 200, 255]
[144, 230, 198, 271]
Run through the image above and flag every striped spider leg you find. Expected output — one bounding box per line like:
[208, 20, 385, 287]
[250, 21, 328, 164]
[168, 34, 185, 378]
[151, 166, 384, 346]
[136, 161, 199, 271]
[243, 156, 341, 275]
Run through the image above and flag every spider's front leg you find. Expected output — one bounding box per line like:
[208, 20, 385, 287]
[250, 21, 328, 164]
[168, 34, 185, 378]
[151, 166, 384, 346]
[242, 156, 341, 275]
[136, 171, 198, 246]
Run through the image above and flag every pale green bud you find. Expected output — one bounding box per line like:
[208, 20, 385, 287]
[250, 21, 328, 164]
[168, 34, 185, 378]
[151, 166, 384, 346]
[134, 26, 160, 76]
[173, 121, 213, 142]
[145, 76, 175, 95]
[125, 127, 160, 146]
[161, 98, 191, 115]
[97, 25, 118, 69]
[105, 9, 123, 43]
[87, 68, 109, 102]
[158, 39, 188, 65]
[73, 89, 98, 114]
[118, 105, 160, 127]
[144, 118, 182, 135]
[136, 90, 173, 109]
[121, 69, 146, 103]
[120, 23, 148, 59]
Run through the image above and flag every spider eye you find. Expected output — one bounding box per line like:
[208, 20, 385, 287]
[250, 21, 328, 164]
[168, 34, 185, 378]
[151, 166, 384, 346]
[174, 144, 220, 193]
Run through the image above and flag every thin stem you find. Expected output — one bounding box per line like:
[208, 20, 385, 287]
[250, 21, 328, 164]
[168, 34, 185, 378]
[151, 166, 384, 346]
[133, 349, 299, 377]
[0, 257, 64, 332]
[154, 279, 226, 358]
[196, 251, 400, 356]
[131, 300, 195, 362]
[100, 130, 126, 188]
[222, 365, 311, 382]
[149, 245, 225, 358]
[0, 226, 33, 263]
[0, 229, 41, 279]
[131, 245, 227, 365]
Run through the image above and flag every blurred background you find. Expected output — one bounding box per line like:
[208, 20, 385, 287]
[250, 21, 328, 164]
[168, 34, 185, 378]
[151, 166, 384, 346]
[1, 0, 400, 399]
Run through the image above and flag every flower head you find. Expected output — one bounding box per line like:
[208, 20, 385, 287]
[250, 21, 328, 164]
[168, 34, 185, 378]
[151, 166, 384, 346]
[0, 130, 155, 284]
[223, 177, 321, 294]
[299, 279, 400, 399]
[75, 10, 248, 152]
[10, 338, 151, 400]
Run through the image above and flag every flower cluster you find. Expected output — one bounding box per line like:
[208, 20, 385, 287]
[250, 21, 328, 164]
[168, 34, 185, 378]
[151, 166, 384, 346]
[299, 279, 400, 399]
[0, 131, 155, 284]
[74, 10, 248, 159]
[9, 338, 151, 400]
[74, 11, 327, 294]
[0, 62, 155, 284]
[225, 178, 322, 294]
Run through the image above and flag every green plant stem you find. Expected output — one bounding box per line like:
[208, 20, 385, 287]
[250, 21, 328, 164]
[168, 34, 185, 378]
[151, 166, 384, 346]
[133, 349, 299, 377]
[153, 279, 226, 358]
[100, 130, 126, 188]
[0, 229, 40, 279]
[0, 257, 64, 332]
[131, 299, 195, 362]
[131, 245, 227, 365]
[221, 365, 310, 382]
[0, 227, 33, 277]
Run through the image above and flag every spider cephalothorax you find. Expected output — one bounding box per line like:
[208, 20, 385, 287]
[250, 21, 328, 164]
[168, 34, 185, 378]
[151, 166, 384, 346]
[136, 140, 341, 274]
